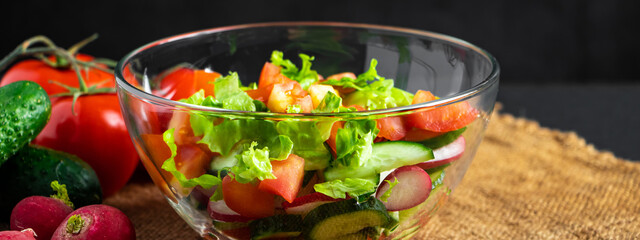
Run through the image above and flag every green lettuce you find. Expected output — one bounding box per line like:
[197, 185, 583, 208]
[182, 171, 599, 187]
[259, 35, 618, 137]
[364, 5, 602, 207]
[334, 119, 379, 168]
[322, 59, 380, 91]
[276, 120, 333, 170]
[196, 119, 293, 159]
[161, 129, 221, 189]
[230, 142, 276, 183]
[379, 178, 400, 202]
[314, 178, 377, 199]
[312, 91, 342, 113]
[214, 72, 257, 111]
[270, 50, 319, 90]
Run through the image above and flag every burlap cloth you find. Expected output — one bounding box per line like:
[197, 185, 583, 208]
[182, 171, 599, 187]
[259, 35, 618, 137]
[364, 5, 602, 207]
[4, 110, 639, 239]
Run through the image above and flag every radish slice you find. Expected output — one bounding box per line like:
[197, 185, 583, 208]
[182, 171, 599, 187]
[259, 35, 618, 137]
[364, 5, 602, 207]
[417, 136, 465, 169]
[190, 185, 217, 206]
[282, 192, 341, 215]
[208, 200, 252, 222]
[375, 165, 432, 211]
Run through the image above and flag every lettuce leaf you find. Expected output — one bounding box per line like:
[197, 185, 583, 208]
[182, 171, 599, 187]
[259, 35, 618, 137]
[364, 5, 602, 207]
[270, 50, 319, 90]
[214, 72, 257, 111]
[276, 120, 333, 170]
[230, 142, 276, 183]
[312, 91, 342, 113]
[379, 178, 400, 202]
[161, 129, 221, 189]
[322, 59, 379, 91]
[196, 119, 293, 159]
[313, 178, 377, 199]
[334, 119, 379, 168]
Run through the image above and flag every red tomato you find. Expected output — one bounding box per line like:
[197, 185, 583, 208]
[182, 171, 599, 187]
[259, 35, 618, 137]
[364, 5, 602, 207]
[402, 127, 445, 142]
[249, 62, 310, 108]
[1, 54, 140, 197]
[267, 81, 311, 113]
[222, 176, 275, 219]
[258, 154, 305, 203]
[406, 90, 478, 132]
[158, 68, 220, 100]
[0, 54, 114, 96]
[322, 72, 357, 94]
[32, 94, 138, 197]
[327, 121, 344, 158]
[376, 116, 408, 141]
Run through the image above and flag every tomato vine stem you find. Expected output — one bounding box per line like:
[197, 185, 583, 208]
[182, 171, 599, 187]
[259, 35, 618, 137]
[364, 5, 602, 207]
[0, 35, 117, 114]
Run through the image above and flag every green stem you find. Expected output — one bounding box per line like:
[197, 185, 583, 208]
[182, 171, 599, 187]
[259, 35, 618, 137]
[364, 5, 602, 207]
[66, 215, 85, 234]
[68, 33, 98, 55]
[50, 180, 74, 209]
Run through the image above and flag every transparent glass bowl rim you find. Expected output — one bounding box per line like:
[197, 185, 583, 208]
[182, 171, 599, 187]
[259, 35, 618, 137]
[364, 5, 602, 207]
[115, 21, 500, 118]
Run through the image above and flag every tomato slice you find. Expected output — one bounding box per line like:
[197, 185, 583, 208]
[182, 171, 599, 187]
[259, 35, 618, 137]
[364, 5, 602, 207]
[159, 68, 220, 100]
[406, 90, 478, 132]
[327, 121, 344, 158]
[376, 116, 408, 141]
[222, 176, 275, 219]
[267, 81, 311, 113]
[258, 154, 305, 203]
[402, 127, 445, 142]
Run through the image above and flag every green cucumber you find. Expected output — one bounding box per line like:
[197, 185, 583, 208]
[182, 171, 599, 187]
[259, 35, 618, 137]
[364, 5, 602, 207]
[419, 127, 466, 149]
[325, 141, 434, 181]
[426, 163, 448, 189]
[250, 214, 303, 239]
[0, 145, 102, 217]
[302, 196, 391, 240]
[0, 81, 51, 164]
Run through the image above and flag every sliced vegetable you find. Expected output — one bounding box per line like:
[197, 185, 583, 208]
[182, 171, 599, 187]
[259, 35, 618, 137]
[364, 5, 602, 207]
[417, 136, 466, 170]
[375, 165, 432, 211]
[258, 154, 306, 203]
[324, 141, 434, 181]
[249, 214, 303, 240]
[376, 116, 408, 141]
[302, 196, 392, 240]
[221, 175, 275, 219]
[207, 200, 252, 222]
[406, 90, 478, 132]
[282, 192, 341, 215]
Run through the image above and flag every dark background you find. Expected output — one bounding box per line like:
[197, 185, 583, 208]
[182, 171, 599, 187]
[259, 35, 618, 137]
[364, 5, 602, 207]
[2, 0, 639, 159]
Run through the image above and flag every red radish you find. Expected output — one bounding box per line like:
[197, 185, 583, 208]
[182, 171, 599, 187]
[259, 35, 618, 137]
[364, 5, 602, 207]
[10, 181, 74, 240]
[375, 165, 432, 211]
[207, 200, 252, 222]
[51, 205, 135, 240]
[282, 192, 341, 215]
[190, 185, 217, 206]
[0, 228, 37, 240]
[416, 136, 465, 169]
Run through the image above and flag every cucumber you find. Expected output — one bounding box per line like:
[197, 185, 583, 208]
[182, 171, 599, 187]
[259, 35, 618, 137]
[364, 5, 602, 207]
[325, 141, 434, 181]
[0, 81, 51, 165]
[419, 127, 466, 149]
[0, 145, 102, 217]
[249, 214, 303, 239]
[426, 163, 448, 189]
[302, 196, 391, 240]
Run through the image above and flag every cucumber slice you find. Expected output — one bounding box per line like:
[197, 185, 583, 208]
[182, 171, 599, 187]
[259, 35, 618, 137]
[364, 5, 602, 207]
[324, 141, 434, 181]
[303, 196, 391, 240]
[419, 127, 466, 149]
[426, 163, 448, 189]
[250, 214, 303, 240]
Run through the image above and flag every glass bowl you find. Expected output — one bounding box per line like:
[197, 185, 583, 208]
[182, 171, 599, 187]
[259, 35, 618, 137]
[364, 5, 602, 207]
[115, 22, 499, 240]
